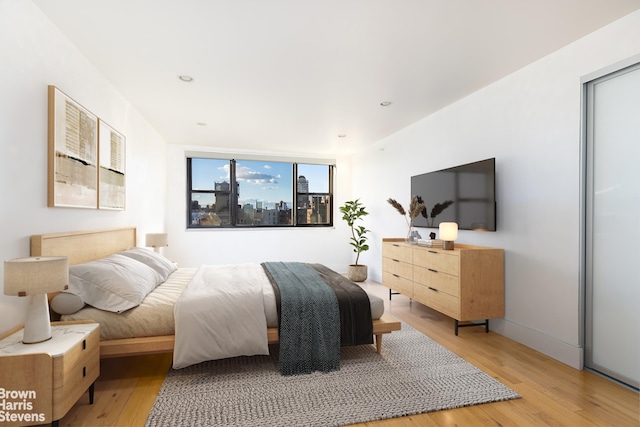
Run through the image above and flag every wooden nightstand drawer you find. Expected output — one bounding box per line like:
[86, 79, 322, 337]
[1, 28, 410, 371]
[52, 326, 100, 420]
[53, 349, 99, 420]
[53, 326, 100, 385]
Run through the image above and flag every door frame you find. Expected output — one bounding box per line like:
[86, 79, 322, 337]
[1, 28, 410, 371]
[580, 54, 640, 389]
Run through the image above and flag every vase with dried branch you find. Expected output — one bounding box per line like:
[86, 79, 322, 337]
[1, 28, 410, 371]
[387, 196, 425, 243]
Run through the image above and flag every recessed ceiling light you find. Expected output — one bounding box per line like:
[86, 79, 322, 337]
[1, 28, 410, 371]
[178, 75, 194, 82]
[380, 101, 392, 106]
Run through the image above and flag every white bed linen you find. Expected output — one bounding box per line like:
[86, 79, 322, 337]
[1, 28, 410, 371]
[172, 263, 271, 369]
[62, 264, 384, 347]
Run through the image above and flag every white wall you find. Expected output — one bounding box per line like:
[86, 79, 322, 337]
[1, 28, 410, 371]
[0, 1, 169, 334]
[345, 10, 640, 368]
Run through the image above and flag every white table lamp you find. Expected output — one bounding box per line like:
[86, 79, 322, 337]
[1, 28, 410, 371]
[146, 233, 168, 253]
[439, 222, 458, 250]
[4, 256, 68, 344]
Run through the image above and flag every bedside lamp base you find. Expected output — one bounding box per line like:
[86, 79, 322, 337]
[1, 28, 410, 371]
[22, 293, 52, 344]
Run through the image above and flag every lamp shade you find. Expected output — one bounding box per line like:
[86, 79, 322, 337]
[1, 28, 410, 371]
[439, 222, 458, 241]
[146, 233, 168, 248]
[4, 256, 68, 296]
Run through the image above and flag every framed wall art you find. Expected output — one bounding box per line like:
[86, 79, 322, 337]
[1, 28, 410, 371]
[48, 85, 98, 208]
[98, 119, 126, 210]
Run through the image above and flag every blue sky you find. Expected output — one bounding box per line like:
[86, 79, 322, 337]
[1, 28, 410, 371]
[192, 159, 329, 208]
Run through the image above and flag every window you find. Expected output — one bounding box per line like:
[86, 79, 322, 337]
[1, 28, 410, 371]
[296, 164, 332, 226]
[187, 156, 334, 228]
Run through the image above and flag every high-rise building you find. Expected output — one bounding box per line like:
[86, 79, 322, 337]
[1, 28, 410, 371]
[213, 181, 231, 213]
[297, 175, 309, 208]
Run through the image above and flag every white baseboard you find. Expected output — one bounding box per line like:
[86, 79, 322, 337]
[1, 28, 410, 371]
[490, 318, 584, 370]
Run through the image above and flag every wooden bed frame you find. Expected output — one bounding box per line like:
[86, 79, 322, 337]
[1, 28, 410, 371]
[31, 227, 401, 358]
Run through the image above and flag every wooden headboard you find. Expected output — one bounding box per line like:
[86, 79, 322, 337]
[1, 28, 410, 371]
[30, 227, 137, 264]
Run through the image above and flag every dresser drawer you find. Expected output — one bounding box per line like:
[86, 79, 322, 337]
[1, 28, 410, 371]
[382, 271, 413, 296]
[382, 256, 412, 279]
[383, 242, 412, 263]
[413, 247, 459, 276]
[413, 265, 459, 297]
[413, 285, 460, 319]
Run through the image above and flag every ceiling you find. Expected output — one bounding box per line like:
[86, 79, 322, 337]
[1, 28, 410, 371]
[33, 0, 640, 157]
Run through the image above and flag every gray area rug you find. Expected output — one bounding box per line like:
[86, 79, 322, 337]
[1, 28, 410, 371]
[146, 322, 520, 427]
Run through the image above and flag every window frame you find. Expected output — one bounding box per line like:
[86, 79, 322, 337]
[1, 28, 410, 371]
[293, 163, 334, 228]
[186, 154, 335, 229]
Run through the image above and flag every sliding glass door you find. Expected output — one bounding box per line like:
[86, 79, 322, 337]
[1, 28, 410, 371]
[583, 61, 640, 390]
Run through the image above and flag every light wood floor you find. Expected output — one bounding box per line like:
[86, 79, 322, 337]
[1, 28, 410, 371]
[50, 281, 639, 427]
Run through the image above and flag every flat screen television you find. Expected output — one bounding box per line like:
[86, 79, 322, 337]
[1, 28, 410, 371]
[410, 158, 496, 231]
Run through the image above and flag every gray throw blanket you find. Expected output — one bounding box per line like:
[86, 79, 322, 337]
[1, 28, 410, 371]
[261, 262, 341, 376]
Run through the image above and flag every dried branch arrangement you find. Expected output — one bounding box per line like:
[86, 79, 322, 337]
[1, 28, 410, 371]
[387, 196, 426, 239]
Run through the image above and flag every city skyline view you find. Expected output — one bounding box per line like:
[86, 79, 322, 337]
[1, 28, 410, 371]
[191, 158, 329, 209]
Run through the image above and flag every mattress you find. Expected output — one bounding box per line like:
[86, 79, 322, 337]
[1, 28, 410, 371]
[62, 267, 385, 341]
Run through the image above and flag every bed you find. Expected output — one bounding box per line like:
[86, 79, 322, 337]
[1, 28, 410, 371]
[31, 227, 401, 361]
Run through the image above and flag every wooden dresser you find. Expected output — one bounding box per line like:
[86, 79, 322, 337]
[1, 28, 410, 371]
[382, 238, 504, 334]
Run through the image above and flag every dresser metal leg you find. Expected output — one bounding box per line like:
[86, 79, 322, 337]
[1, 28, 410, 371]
[89, 382, 95, 404]
[455, 319, 490, 335]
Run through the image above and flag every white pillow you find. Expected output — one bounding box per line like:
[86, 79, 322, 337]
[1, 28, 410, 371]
[119, 247, 177, 281]
[50, 291, 86, 315]
[68, 254, 163, 313]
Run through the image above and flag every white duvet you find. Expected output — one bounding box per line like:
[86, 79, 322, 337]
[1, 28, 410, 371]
[172, 263, 275, 369]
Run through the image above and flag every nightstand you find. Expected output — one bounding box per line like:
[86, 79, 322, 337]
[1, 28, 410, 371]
[0, 321, 99, 427]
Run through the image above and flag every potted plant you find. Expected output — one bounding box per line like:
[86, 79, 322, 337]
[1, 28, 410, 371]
[339, 199, 370, 282]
